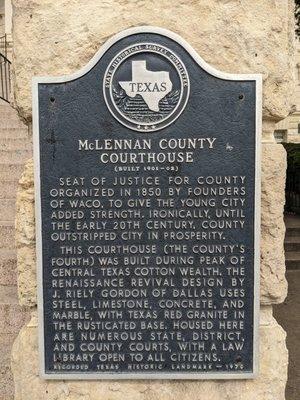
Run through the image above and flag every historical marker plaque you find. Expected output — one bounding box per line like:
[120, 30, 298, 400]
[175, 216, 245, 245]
[33, 27, 261, 379]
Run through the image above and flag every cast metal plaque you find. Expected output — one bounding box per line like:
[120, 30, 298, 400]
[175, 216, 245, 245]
[33, 27, 261, 379]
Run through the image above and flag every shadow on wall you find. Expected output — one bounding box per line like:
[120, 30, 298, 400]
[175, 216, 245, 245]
[274, 143, 300, 400]
[284, 144, 300, 215]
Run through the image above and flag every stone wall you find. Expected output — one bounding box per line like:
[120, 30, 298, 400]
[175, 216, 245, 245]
[10, 0, 295, 399]
[0, 0, 4, 36]
[11, 0, 295, 125]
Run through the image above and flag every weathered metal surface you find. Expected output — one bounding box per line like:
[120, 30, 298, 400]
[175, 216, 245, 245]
[33, 27, 261, 379]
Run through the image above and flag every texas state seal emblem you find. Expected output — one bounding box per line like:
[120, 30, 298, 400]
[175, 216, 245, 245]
[103, 43, 190, 132]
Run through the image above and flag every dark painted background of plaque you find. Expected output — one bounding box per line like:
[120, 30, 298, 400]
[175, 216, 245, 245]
[38, 32, 257, 375]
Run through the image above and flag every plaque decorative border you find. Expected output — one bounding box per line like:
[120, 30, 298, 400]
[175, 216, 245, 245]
[32, 26, 262, 380]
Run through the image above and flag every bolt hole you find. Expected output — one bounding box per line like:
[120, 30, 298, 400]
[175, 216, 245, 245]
[50, 97, 55, 103]
[238, 94, 245, 100]
[235, 355, 242, 363]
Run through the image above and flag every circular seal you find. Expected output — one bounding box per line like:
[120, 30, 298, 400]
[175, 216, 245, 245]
[103, 43, 190, 132]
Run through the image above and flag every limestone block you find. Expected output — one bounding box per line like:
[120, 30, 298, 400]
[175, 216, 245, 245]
[0, 292, 29, 334]
[0, 333, 17, 400]
[16, 246, 36, 307]
[260, 144, 287, 304]
[0, 251, 17, 286]
[11, 0, 295, 122]
[11, 306, 287, 400]
[15, 158, 36, 307]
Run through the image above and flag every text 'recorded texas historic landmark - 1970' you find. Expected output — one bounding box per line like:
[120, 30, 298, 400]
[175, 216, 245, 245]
[33, 26, 261, 379]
